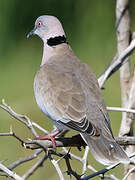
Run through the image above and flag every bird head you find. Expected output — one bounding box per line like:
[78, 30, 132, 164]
[27, 15, 66, 44]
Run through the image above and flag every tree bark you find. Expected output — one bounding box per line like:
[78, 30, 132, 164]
[116, 0, 135, 179]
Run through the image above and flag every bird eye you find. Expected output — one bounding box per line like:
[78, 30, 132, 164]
[37, 21, 42, 27]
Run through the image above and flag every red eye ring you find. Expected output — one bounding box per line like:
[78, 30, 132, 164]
[38, 21, 42, 27]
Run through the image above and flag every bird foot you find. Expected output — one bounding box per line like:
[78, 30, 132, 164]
[34, 129, 60, 148]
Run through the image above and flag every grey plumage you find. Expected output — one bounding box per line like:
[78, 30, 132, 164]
[27, 15, 130, 165]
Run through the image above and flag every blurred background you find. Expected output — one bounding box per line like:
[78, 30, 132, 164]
[0, 0, 135, 179]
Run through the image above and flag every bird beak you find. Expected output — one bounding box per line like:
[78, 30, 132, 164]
[27, 28, 36, 38]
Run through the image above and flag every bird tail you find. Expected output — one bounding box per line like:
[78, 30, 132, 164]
[80, 133, 130, 165]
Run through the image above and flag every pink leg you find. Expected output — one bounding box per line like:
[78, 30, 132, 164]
[34, 129, 60, 148]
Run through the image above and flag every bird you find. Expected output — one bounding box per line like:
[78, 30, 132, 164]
[27, 15, 130, 165]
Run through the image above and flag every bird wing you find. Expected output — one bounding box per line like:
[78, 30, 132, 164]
[77, 62, 114, 139]
[35, 56, 114, 139]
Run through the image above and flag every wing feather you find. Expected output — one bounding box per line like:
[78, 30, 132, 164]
[35, 58, 114, 139]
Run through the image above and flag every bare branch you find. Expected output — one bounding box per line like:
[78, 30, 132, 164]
[48, 153, 65, 180]
[107, 107, 135, 114]
[63, 152, 81, 180]
[24, 134, 86, 150]
[115, 1, 135, 180]
[0, 128, 25, 145]
[122, 167, 135, 180]
[7, 149, 43, 170]
[98, 37, 135, 88]
[87, 165, 120, 180]
[80, 153, 135, 180]
[1, 126, 135, 151]
[47, 150, 82, 179]
[81, 162, 120, 180]
[22, 154, 48, 180]
[81, 146, 89, 177]
[0, 99, 38, 136]
[0, 99, 49, 136]
[1, 101, 135, 180]
[31, 122, 49, 134]
[116, 136, 135, 145]
[24, 135, 135, 150]
[1, 123, 135, 151]
[0, 133, 12, 136]
[62, 147, 83, 162]
[62, 147, 89, 178]
[0, 163, 23, 180]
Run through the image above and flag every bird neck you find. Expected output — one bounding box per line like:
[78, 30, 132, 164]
[41, 43, 54, 66]
[47, 35, 67, 46]
[41, 36, 67, 66]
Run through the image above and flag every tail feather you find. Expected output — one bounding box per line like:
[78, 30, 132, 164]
[81, 133, 130, 165]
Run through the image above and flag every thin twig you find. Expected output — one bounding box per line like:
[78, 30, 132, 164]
[22, 154, 48, 180]
[0, 128, 25, 144]
[87, 165, 120, 180]
[98, 38, 135, 88]
[0, 163, 23, 180]
[7, 149, 43, 170]
[122, 167, 135, 180]
[82, 146, 89, 177]
[0, 99, 38, 136]
[82, 153, 135, 180]
[0, 133, 13, 136]
[81, 162, 120, 180]
[49, 150, 82, 179]
[0, 99, 48, 136]
[31, 122, 49, 134]
[62, 147, 83, 162]
[48, 153, 65, 180]
[1, 126, 135, 150]
[107, 107, 135, 114]
[64, 152, 81, 180]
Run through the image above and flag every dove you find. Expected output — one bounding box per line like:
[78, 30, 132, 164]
[27, 15, 130, 165]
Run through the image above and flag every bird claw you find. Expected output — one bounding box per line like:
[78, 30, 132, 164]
[34, 135, 57, 148]
[34, 129, 60, 148]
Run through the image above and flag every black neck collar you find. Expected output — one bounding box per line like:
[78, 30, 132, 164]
[47, 35, 67, 46]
